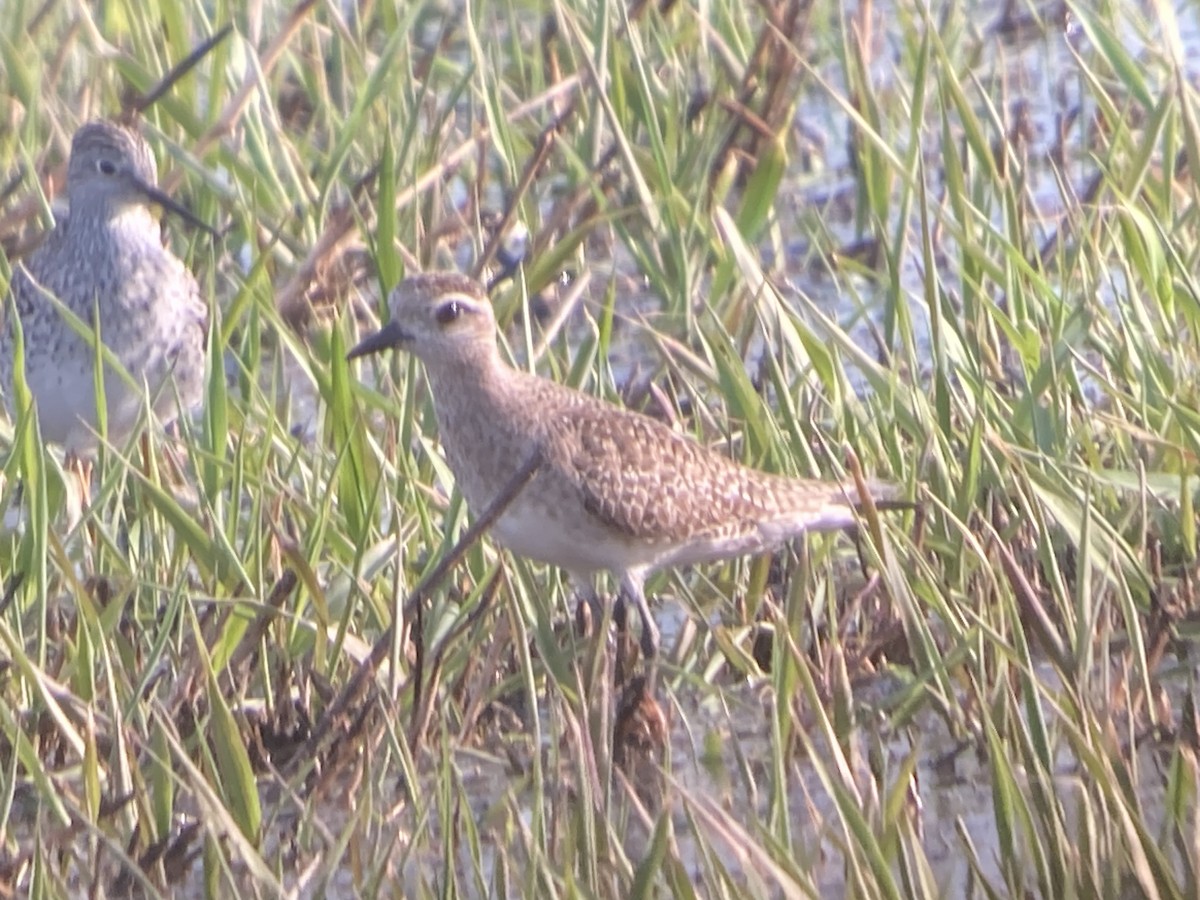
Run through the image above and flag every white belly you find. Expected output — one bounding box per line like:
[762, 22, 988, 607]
[489, 499, 657, 575]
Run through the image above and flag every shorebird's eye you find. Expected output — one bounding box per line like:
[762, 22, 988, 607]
[435, 301, 462, 325]
[97, 159, 117, 176]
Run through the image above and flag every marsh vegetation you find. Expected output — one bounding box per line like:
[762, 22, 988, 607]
[1, 0, 1198, 896]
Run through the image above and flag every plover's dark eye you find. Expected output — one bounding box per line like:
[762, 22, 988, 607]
[435, 301, 462, 325]
[97, 159, 117, 176]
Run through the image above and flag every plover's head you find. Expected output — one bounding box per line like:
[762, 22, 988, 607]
[347, 272, 496, 364]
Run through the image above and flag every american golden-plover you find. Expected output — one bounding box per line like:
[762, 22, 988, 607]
[2, 120, 208, 463]
[348, 272, 905, 661]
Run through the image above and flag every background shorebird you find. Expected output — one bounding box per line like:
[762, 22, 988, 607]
[1, 120, 209, 488]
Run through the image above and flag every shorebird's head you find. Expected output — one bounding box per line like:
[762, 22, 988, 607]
[68, 120, 210, 232]
[347, 272, 496, 364]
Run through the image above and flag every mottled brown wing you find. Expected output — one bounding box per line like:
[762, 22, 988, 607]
[541, 400, 783, 543]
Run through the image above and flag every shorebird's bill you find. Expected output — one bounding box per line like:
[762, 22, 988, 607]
[131, 175, 216, 236]
[347, 320, 411, 360]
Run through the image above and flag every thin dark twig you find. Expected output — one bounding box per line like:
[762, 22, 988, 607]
[474, 116, 563, 287]
[0, 571, 25, 618]
[410, 567, 505, 751]
[411, 576, 425, 730]
[299, 449, 544, 765]
[129, 24, 235, 115]
[225, 570, 299, 674]
[402, 449, 542, 622]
